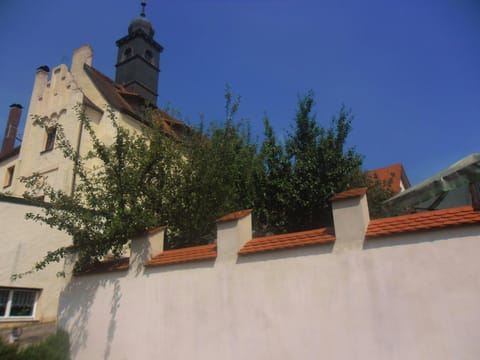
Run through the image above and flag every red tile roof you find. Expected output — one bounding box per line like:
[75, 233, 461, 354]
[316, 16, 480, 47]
[330, 187, 368, 201]
[367, 206, 480, 238]
[368, 163, 410, 193]
[84, 64, 140, 120]
[83, 64, 188, 139]
[239, 227, 335, 255]
[74, 257, 129, 276]
[146, 244, 217, 267]
[148, 226, 167, 235]
[216, 209, 252, 224]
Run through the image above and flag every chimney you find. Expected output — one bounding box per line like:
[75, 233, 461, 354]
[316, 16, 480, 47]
[331, 187, 370, 253]
[1, 104, 22, 156]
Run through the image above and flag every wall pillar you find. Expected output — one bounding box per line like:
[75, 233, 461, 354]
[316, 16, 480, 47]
[331, 187, 370, 253]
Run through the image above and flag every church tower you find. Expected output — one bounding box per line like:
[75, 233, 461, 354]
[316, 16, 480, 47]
[115, 2, 163, 105]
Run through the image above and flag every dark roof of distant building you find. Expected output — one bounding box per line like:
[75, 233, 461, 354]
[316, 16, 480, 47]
[385, 154, 480, 210]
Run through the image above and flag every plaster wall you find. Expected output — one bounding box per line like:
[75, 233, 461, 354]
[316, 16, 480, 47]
[59, 222, 480, 360]
[0, 44, 145, 197]
[0, 200, 71, 328]
[332, 193, 369, 253]
[0, 154, 19, 193]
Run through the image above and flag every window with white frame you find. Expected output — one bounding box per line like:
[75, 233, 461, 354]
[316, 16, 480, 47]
[0, 288, 39, 319]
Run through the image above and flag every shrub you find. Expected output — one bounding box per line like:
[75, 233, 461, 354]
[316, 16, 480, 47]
[0, 330, 70, 360]
[0, 336, 19, 360]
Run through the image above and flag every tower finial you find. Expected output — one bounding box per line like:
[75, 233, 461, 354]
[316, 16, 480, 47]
[141, 1, 146, 17]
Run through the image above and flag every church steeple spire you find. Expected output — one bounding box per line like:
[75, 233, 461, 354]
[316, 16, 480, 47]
[114, 2, 163, 105]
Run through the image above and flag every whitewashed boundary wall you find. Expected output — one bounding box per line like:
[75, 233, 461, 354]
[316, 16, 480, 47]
[58, 192, 480, 360]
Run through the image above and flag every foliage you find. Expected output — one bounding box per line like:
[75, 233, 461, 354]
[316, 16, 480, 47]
[0, 337, 18, 360]
[17, 330, 70, 360]
[19, 87, 260, 271]
[162, 86, 261, 248]
[19, 87, 394, 272]
[364, 172, 396, 219]
[21, 106, 183, 273]
[257, 91, 364, 232]
[0, 330, 70, 360]
[255, 115, 292, 234]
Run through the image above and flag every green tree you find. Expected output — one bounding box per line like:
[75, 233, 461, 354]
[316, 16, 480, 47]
[261, 91, 363, 232]
[19, 87, 261, 272]
[20, 106, 183, 273]
[18, 88, 394, 274]
[165, 86, 261, 247]
[256, 91, 393, 233]
[363, 172, 396, 219]
[256, 115, 292, 234]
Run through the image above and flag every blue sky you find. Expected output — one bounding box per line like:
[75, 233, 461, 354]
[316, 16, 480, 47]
[0, 0, 478, 185]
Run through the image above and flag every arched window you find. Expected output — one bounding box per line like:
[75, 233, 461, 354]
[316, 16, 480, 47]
[43, 126, 57, 152]
[123, 47, 133, 60]
[145, 49, 153, 62]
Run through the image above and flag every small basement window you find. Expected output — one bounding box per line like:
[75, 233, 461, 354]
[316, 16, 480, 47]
[0, 288, 40, 319]
[43, 127, 57, 153]
[3, 166, 14, 188]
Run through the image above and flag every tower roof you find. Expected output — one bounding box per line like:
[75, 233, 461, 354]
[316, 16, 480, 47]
[128, 1, 154, 36]
[128, 16, 154, 37]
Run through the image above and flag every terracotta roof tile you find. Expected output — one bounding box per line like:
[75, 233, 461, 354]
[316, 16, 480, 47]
[216, 209, 252, 224]
[366, 206, 480, 238]
[83, 64, 140, 120]
[146, 244, 217, 267]
[148, 226, 167, 235]
[330, 187, 368, 201]
[74, 257, 129, 276]
[84, 65, 190, 139]
[239, 227, 335, 255]
[368, 163, 411, 193]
